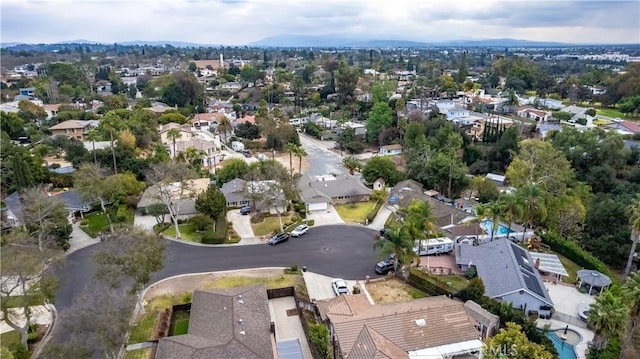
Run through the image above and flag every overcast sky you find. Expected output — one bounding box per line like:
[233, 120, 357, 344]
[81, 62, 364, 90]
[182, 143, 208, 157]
[1, 0, 639, 45]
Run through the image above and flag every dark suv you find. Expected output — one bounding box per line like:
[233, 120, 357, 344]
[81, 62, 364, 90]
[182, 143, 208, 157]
[375, 259, 395, 275]
[240, 205, 251, 215]
[268, 232, 289, 246]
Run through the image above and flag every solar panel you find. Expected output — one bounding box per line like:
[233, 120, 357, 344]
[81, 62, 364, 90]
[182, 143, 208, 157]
[522, 272, 546, 298]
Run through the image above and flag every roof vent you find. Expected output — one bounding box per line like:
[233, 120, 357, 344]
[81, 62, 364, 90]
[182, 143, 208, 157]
[238, 319, 244, 325]
[415, 319, 427, 327]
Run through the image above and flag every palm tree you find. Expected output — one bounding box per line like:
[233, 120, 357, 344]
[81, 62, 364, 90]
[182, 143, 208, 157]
[402, 199, 439, 267]
[294, 145, 307, 175]
[477, 201, 504, 241]
[516, 184, 548, 242]
[101, 112, 122, 173]
[342, 156, 360, 175]
[622, 271, 640, 355]
[217, 117, 233, 146]
[373, 226, 413, 277]
[624, 194, 640, 279]
[177, 146, 206, 168]
[588, 290, 629, 350]
[498, 193, 524, 236]
[284, 142, 297, 178]
[85, 128, 101, 166]
[166, 128, 182, 160]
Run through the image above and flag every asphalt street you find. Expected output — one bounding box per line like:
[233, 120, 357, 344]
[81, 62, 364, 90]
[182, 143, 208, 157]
[299, 133, 345, 176]
[53, 225, 382, 311]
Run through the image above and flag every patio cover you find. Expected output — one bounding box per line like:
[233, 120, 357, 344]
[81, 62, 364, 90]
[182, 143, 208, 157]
[409, 339, 484, 359]
[529, 252, 569, 277]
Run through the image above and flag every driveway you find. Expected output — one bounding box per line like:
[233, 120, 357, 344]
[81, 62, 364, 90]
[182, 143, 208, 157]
[367, 205, 396, 231]
[303, 272, 358, 301]
[133, 213, 158, 232]
[306, 205, 344, 226]
[67, 222, 100, 254]
[227, 209, 262, 245]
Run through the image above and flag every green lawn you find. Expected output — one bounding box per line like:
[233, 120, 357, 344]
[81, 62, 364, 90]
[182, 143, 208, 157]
[596, 106, 627, 119]
[557, 253, 581, 284]
[423, 275, 470, 291]
[1, 331, 21, 355]
[251, 215, 291, 236]
[171, 315, 189, 336]
[334, 201, 376, 223]
[163, 224, 202, 242]
[80, 212, 112, 238]
[128, 309, 159, 344]
[2, 295, 42, 308]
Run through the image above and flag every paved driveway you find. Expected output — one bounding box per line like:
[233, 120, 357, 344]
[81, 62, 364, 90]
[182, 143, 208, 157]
[306, 205, 345, 226]
[133, 213, 158, 232]
[303, 271, 358, 301]
[227, 209, 263, 245]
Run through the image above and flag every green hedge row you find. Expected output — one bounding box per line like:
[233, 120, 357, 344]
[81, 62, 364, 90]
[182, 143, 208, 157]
[366, 200, 384, 223]
[408, 268, 457, 296]
[201, 213, 229, 244]
[541, 233, 618, 284]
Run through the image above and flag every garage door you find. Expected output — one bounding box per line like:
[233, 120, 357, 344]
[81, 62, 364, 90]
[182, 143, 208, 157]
[308, 202, 328, 211]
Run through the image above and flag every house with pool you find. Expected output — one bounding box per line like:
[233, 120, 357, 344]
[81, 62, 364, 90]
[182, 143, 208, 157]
[456, 238, 554, 318]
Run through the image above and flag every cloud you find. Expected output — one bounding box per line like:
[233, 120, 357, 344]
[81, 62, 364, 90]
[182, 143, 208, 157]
[0, 0, 638, 44]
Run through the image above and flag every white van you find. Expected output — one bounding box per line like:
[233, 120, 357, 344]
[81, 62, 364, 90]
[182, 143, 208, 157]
[413, 237, 454, 256]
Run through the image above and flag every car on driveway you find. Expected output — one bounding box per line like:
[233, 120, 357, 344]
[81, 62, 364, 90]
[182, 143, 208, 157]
[240, 205, 251, 215]
[290, 224, 309, 237]
[331, 278, 349, 296]
[268, 232, 289, 246]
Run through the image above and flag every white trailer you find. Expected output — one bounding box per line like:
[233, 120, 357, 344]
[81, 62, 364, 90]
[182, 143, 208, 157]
[231, 141, 245, 152]
[413, 237, 454, 256]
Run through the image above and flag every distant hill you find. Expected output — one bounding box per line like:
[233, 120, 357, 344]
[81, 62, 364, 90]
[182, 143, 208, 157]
[0, 40, 221, 50]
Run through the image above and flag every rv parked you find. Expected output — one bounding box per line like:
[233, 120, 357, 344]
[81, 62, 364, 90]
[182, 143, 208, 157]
[413, 237, 454, 256]
[231, 141, 245, 152]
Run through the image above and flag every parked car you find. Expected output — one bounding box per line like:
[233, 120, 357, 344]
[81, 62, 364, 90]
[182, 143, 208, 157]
[242, 150, 252, 158]
[331, 278, 349, 296]
[240, 205, 251, 215]
[268, 232, 289, 246]
[256, 153, 269, 161]
[290, 224, 309, 237]
[375, 258, 395, 275]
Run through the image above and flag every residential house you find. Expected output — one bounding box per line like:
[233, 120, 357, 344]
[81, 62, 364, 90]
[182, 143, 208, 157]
[137, 178, 210, 217]
[52, 189, 96, 220]
[19, 87, 36, 97]
[234, 115, 256, 127]
[297, 174, 372, 212]
[219, 82, 243, 92]
[1, 192, 24, 228]
[372, 178, 386, 191]
[2, 189, 95, 228]
[192, 113, 225, 129]
[155, 285, 274, 359]
[345, 122, 366, 138]
[220, 178, 287, 213]
[603, 120, 640, 135]
[517, 107, 551, 122]
[455, 238, 554, 317]
[485, 173, 507, 187]
[49, 120, 100, 141]
[316, 294, 483, 359]
[378, 144, 403, 156]
[159, 123, 196, 156]
[390, 179, 474, 227]
[174, 139, 219, 167]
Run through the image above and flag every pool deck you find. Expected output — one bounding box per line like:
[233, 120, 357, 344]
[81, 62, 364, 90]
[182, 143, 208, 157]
[537, 318, 594, 359]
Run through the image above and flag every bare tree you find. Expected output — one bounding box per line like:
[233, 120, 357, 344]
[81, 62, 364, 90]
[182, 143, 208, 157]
[93, 225, 165, 293]
[79, 63, 96, 95]
[56, 288, 135, 359]
[21, 187, 71, 252]
[0, 231, 58, 351]
[74, 164, 114, 233]
[145, 162, 198, 239]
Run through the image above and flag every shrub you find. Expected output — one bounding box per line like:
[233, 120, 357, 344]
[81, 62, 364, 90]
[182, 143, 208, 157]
[80, 219, 89, 226]
[306, 219, 315, 226]
[308, 323, 330, 359]
[345, 141, 365, 154]
[188, 214, 214, 231]
[214, 213, 228, 240]
[290, 264, 298, 272]
[352, 286, 361, 294]
[181, 292, 193, 303]
[115, 204, 131, 223]
[465, 266, 477, 279]
[366, 201, 383, 223]
[541, 232, 618, 284]
[201, 230, 225, 244]
[408, 268, 455, 296]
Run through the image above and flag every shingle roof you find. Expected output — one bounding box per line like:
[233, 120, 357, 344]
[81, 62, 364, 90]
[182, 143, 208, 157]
[3, 191, 24, 223]
[49, 120, 99, 131]
[455, 239, 553, 307]
[297, 174, 372, 202]
[155, 285, 274, 359]
[54, 189, 94, 210]
[319, 295, 479, 358]
[221, 178, 248, 203]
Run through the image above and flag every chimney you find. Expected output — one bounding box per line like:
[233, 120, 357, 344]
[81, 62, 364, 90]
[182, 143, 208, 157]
[534, 258, 540, 270]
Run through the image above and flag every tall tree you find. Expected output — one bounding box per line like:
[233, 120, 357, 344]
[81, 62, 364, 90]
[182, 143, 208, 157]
[477, 201, 504, 241]
[145, 162, 197, 239]
[373, 226, 413, 277]
[366, 102, 393, 143]
[624, 194, 640, 279]
[84, 128, 101, 166]
[402, 200, 439, 266]
[342, 156, 361, 175]
[515, 184, 548, 242]
[21, 187, 72, 251]
[588, 290, 629, 350]
[622, 271, 640, 357]
[74, 164, 114, 233]
[217, 117, 233, 145]
[284, 142, 297, 177]
[93, 225, 165, 293]
[483, 322, 554, 359]
[456, 51, 468, 84]
[195, 186, 227, 219]
[293, 144, 307, 175]
[165, 128, 182, 160]
[498, 193, 524, 235]
[100, 111, 123, 173]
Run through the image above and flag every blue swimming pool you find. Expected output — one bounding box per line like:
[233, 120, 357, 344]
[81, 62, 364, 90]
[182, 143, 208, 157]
[480, 220, 512, 235]
[547, 332, 578, 359]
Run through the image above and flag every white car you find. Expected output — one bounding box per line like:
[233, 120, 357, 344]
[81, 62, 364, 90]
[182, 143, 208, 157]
[290, 224, 309, 237]
[331, 278, 349, 296]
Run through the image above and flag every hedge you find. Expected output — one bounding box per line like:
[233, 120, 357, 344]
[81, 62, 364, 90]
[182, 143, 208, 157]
[541, 232, 618, 284]
[201, 213, 229, 244]
[366, 200, 384, 223]
[408, 268, 456, 296]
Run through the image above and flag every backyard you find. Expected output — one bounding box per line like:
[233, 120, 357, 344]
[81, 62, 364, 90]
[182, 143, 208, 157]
[366, 278, 427, 303]
[334, 201, 376, 224]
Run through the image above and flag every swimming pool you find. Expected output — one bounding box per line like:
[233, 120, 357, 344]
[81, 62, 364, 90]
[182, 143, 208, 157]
[480, 220, 512, 235]
[546, 332, 578, 359]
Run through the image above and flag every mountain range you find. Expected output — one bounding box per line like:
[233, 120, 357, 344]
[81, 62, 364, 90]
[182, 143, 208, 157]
[1, 35, 631, 49]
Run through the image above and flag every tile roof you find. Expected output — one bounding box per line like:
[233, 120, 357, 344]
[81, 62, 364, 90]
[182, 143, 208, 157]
[156, 285, 274, 359]
[319, 295, 480, 358]
[49, 120, 99, 131]
[455, 239, 553, 307]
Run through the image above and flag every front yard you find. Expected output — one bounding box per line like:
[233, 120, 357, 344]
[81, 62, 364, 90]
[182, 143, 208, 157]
[80, 205, 135, 237]
[251, 214, 293, 236]
[366, 278, 427, 303]
[162, 224, 202, 242]
[334, 201, 376, 224]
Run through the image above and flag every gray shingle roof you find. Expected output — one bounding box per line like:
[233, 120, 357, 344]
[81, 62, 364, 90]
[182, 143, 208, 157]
[54, 190, 93, 210]
[221, 178, 248, 204]
[455, 239, 553, 307]
[3, 192, 24, 223]
[297, 174, 371, 202]
[156, 285, 274, 359]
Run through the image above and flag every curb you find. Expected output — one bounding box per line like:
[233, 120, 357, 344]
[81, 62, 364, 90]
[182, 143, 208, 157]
[31, 303, 57, 359]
